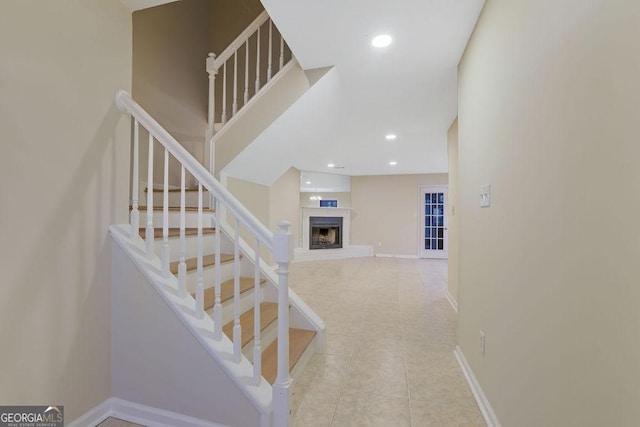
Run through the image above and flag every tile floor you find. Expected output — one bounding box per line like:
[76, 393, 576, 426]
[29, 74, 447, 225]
[289, 257, 485, 427]
[94, 257, 484, 427]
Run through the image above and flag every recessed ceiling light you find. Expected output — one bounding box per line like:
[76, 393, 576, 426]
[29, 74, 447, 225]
[385, 134, 397, 140]
[372, 34, 392, 48]
[327, 163, 335, 168]
[305, 181, 311, 184]
[389, 161, 397, 166]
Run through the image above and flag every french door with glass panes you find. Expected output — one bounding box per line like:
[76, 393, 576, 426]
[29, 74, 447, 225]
[420, 185, 448, 259]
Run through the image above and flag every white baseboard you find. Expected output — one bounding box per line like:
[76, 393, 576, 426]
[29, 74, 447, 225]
[454, 346, 501, 427]
[68, 397, 227, 427]
[445, 289, 458, 313]
[374, 253, 419, 259]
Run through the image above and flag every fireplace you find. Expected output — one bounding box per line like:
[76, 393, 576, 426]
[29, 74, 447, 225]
[309, 216, 343, 250]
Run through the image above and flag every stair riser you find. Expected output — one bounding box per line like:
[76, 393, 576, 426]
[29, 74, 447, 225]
[184, 262, 237, 292]
[151, 234, 217, 261]
[206, 287, 264, 334]
[147, 191, 210, 208]
[140, 211, 216, 229]
[242, 319, 278, 364]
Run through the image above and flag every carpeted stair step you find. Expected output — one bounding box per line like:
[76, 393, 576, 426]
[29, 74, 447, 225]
[198, 277, 266, 311]
[261, 328, 317, 385]
[139, 227, 215, 239]
[222, 302, 279, 348]
[169, 253, 235, 275]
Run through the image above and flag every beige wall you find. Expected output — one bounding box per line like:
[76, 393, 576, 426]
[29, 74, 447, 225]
[227, 169, 301, 263]
[270, 168, 301, 251]
[133, 0, 212, 185]
[0, 0, 131, 421]
[226, 176, 271, 260]
[447, 118, 459, 304]
[351, 174, 447, 256]
[457, 0, 640, 424]
[211, 0, 264, 54]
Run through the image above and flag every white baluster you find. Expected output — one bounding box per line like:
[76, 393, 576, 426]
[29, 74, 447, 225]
[267, 20, 273, 82]
[213, 198, 222, 340]
[178, 166, 187, 297]
[272, 221, 293, 427]
[195, 183, 204, 319]
[279, 32, 285, 70]
[233, 218, 241, 362]
[253, 238, 262, 385]
[255, 26, 261, 93]
[244, 38, 249, 105]
[130, 119, 140, 240]
[232, 51, 238, 116]
[161, 148, 170, 278]
[221, 62, 227, 125]
[145, 133, 154, 259]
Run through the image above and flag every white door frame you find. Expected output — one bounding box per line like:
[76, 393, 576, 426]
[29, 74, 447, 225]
[419, 185, 448, 259]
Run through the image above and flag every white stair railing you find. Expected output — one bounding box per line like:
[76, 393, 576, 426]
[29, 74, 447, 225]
[206, 11, 292, 143]
[116, 90, 293, 426]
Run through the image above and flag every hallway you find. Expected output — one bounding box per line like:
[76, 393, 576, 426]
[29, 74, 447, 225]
[289, 257, 484, 426]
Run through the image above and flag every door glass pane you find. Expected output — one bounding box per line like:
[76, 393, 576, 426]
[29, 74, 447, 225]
[425, 239, 430, 249]
[426, 216, 431, 226]
[438, 193, 444, 203]
[425, 228, 431, 238]
[437, 239, 444, 250]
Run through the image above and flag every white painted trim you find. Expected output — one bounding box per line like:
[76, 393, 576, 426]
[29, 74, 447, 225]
[67, 398, 112, 427]
[446, 289, 458, 313]
[375, 253, 419, 259]
[454, 346, 501, 427]
[68, 397, 227, 427]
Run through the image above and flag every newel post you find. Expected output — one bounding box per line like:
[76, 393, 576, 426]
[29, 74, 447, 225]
[206, 53, 218, 176]
[272, 221, 293, 427]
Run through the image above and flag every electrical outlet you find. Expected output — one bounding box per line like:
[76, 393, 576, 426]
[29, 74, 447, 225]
[480, 331, 486, 356]
[377, 241, 382, 247]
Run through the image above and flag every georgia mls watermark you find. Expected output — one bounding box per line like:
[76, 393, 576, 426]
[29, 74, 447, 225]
[0, 406, 63, 427]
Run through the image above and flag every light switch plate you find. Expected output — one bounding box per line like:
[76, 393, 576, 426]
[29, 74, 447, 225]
[480, 185, 491, 207]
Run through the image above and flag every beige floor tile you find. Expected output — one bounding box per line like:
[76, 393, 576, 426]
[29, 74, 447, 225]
[96, 418, 144, 427]
[410, 397, 485, 426]
[332, 390, 410, 427]
[297, 354, 351, 388]
[343, 360, 408, 398]
[351, 337, 405, 366]
[292, 383, 342, 427]
[325, 331, 360, 358]
[287, 258, 483, 426]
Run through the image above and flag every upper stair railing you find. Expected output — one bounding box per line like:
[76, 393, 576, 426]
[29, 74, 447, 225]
[206, 10, 293, 143]
[116, 90, 293, 426]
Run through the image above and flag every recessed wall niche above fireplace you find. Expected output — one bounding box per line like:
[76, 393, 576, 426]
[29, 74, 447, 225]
[309, 216, 343, 250]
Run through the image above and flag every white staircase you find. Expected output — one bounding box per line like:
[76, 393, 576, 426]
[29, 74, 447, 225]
[111, 89, 325, 426]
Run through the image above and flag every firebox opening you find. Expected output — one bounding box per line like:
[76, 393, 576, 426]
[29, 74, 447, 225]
[309, 216, 343, 250]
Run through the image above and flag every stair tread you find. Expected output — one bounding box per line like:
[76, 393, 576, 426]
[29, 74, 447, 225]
[200, 277, 266, 311]
[261, 328, 317, 385]
[169, 253, 235, 274]
[134, 206, 215, 212]
[222, 302, 278, 348]
[139, 227, 215, 239]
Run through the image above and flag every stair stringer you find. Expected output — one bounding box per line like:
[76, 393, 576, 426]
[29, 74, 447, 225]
[110, 224, 272, 427]
[212, 59, 311, 177]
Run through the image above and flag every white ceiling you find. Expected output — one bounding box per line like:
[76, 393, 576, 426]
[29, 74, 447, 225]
[226, 0, 486, 185]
